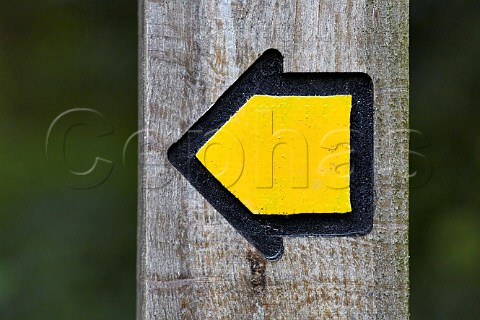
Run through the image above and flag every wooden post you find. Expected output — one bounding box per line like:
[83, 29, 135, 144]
[138, 0, 409, 318]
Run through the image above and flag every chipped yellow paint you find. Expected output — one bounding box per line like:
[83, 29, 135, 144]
[196, 95, 352, 215]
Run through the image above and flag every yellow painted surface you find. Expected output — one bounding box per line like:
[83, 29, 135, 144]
[196, 95, 352, 215]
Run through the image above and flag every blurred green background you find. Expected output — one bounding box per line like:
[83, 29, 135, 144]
[0, 1, 137, 319]
[411, 0, 480, 318]
[0, 0, 478, 319]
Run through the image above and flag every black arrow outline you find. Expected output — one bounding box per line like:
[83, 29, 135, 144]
[168, 49, 374, 260]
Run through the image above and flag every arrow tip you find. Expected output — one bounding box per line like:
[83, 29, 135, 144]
[248, 234, 284, 261]
[256, 48, 283, 77]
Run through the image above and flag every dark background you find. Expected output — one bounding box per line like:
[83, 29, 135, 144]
[0, 1, 137, 319]
[410, 0, 480, 318]
[0, 0, 478, 318]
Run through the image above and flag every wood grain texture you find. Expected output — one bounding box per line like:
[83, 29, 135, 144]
[138, 0, 409, 319]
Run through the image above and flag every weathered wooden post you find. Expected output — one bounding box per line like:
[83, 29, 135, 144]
[138, 0, 408, 318]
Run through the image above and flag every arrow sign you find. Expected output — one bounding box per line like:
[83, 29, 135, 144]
[168, 49, 374, 260]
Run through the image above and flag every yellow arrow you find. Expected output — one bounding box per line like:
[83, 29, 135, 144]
[196, 95, 352, 215]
